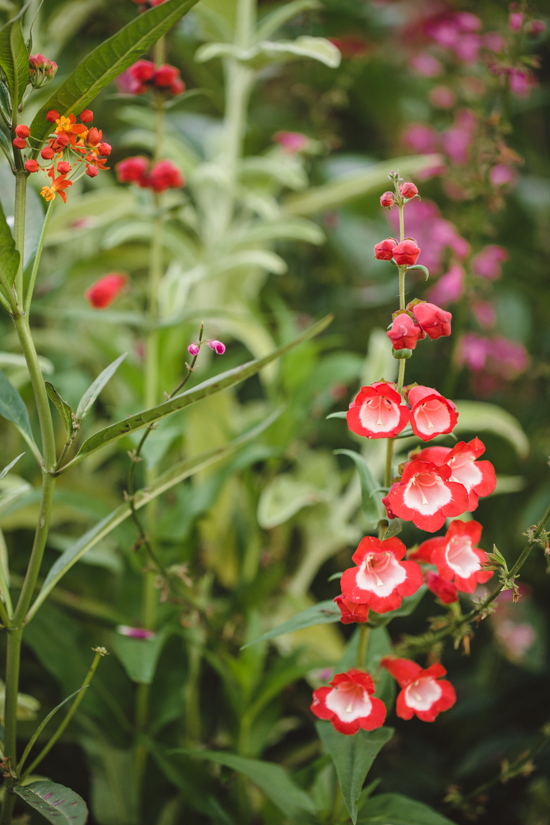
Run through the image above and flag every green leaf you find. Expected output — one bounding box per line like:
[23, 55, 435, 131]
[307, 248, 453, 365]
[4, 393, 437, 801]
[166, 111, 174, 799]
[0, 367, 32, 440]
[257, 474, 328, 529]
[283, 156, 440, 217]
[382, 519, 402, 539]
[0, 190, 19, 291]
[230, 218, 325, 246]
[111, 630, 168, 684]
[453, 401, 529, 459]
[358, 793, 458, 824]
[335, 449, 384, 522]
[28, 410, 282, 620]
[45, 382, 73, 437]
[255, 0, 321, 41]
[0, 12, 29, 115]
[29, 0, 200, 144]
[196, 35, 340, 69]
[63, 315, 332, 470]
[14, 780, 88, 825]
[316, 723, 394, 824]
[374, 587, 426, 627]
[178, 750, 316, 819]
[326, 410, 347, 420]
[406, 264, 430, 281]
[18, 687, 87, 774]
[243, 599, 340, 648]
[0, 452, 24, 480]
[75, 352, 127, 423]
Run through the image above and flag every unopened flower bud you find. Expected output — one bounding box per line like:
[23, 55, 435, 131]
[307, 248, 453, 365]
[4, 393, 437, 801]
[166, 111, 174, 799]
[400, 182, 418, 199]
[116, 155, 149, 183]
[46, 109, 60, 122]
[29, 54, 58, 88]
[392, 239, 421, 266]
[509, 12, 523, 31]
[87, 127, 101, 147]
[56, 133, 70, 147]
[207, 340, 226, 355]
[86, 165, 99, 178]
[98, 142, 112, 156]
[85, 273, 128, 308]
[15, 125, 30, 138]
[374, 238, 398, 260]
[25, 159, 40, 173]
[41, 147, 55, 159]
[380, 191, 395, 208]
[188, 343, 200, 356]
[409, 301, 452, 339]
[426, 571, 459, 604]
[79, 109, 94, 122]
[13, 137, 27, 149]
[57, 161, 71, 174]
[387, 313, 425, 351]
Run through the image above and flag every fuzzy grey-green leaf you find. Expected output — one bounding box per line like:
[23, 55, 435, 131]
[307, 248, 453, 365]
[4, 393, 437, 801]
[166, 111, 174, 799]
[14, 780, 88, 825]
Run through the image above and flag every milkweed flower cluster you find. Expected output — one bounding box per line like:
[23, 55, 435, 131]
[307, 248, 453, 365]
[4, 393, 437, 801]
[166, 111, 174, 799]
[15, 108, 111, 203]
[312, 173, 498, 735]
[118, 59, 185, 96]
[116, 156, 184, 193]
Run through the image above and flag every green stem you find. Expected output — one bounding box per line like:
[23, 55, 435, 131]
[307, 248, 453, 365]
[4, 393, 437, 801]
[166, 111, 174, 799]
[13, 173, 27, 302]
[356, 625, 370, 668]
[21, 649, 105, 780]
[0, 628, 22, 794]
[236, 0, 256, 47]
[25, 200, 54, 316]
[398, 203, 404, 243]
[384, 439, 394, 489]
[398, 267, 406, 311]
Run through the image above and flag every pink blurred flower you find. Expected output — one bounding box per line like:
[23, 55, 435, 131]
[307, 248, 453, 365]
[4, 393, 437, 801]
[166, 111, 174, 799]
[429, 86, 456, 108]
[403, 124, 439, 154]
[459, 334, 529, 379]
[490, 164, 517, 186]
[274, 131, 308, 153]
[509, 68, 536, 97]
[441, 110, 476, 165]
[455, 12, 482, 32]
[388, 200, 468, 275]
[454, 33, 482, 63]
[472, 245, 508, 279]
[428, 264, 464, 306]
[472, 300, 497, 329]
[409, 53, 442, 77]
[484, 32, 506, 52]
[509, 12, 524, 32]
[460, 333, 489, 371]
[117, 625, 156, 640]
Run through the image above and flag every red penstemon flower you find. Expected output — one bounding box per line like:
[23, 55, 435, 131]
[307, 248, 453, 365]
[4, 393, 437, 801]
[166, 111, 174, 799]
[374, 238, 397, 260]
[414, 438, 496, 510]
[383, 459, 469, 532]
[311, 669, 386, 734]
[407, 385, 458, 441]
[387, 313, 425, 351]
[425, 570, 459, 604]
[347, 381, 409, 439]
[334, 595, 369, 624]
[85, 273, 128, 309]
[408, 301, 452, 339]
[381, 657, 456, 722]
[392, 238, 421, 266]
[340, 536, 423, 613]
[413, 519, 493, 593]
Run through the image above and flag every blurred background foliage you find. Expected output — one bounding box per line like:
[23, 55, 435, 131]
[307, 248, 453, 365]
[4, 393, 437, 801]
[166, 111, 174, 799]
[1, 0, 550, 823]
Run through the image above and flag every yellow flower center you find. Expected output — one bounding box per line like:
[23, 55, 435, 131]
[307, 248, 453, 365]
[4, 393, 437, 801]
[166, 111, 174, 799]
[55, 116, 73, 133]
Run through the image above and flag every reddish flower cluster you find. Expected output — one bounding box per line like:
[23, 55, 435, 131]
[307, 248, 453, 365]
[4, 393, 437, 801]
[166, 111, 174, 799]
[374, 237, 420, 267]
[29, 53, 57, 88]
[413, 519, 493, 593]
[86, 273, 128, 309]
[118, 60, 185, 96]
[388, 301, 451, 352]
[15, 109, 111, 203]
[116, 156, 184, 193]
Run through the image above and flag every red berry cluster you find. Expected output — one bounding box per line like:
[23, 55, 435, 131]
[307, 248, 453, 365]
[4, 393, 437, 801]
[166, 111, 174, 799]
[116, 156, 184, 193]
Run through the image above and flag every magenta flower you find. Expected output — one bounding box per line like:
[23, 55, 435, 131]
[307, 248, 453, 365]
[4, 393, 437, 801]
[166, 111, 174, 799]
[472, 245, 508, 279]
[273, 131, 308, 153]
[428, 264, 464, 307]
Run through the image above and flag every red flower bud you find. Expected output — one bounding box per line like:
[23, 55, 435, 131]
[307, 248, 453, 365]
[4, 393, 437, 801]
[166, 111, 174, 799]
[46, 109, 60, 122]
[426, 571, 459, 604]
[409, 301, 452, 339]
[153, 64, 179, 88]
[169, 79, 186, 96]
[41, 147, 55, 159]
[15, 125, 30, 138]
[13, 137, 27, 149]
[86, 128, 101, 147]
[387, 313, 425, 351]
[57, 161, 71, 174]
[334, 596, 369, 624]
[85, 273, 128, 309]
[116, 155, 149, 183]
[374, 238, 398, 260]
[86, 165, 99, 178]
[392, 239, 420, 266]
[56, 133, 70, 147]
[25, 159, 40, 173]
[98, 142, 112, 156]
[79, 109, 94, 122]
[129, 59, 155, 83]
[147, 159, 184, 193]
[400, 181, 418, 199]
[380, 191, 395, 208]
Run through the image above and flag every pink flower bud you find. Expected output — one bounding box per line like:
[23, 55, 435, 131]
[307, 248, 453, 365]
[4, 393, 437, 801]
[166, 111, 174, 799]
[380, 191, 395, 208]
[86, 127, 101, 147]
[25, 159, 40, 173]
[57, 161, 71, 174]
[117, 625, 156, 640]
[374, 238, 397, 260]
[387, 313, 425, 351]
[273, 131, 308, 153]
[13, 137, 27, 149]
[79, 109, 94, 122]
[509, 12, 523, 31]
[409, 301, 452, 339]
[528, 20, 546, 35]
[392, 239, 420, 266]
[188, 343, 200, 356]
[207, 340, 226, 355]
[15, 125, 30, 138]
[426, 571, 459, 604]
[46, 109, 60, 122]
[85, 273, 128, 309]
[400, 182, 418, 199]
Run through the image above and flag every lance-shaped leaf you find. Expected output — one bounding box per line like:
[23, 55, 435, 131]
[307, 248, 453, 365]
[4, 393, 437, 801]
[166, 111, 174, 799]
[316, 723, 395, 825]
[14, 780, 88, 825]
[0, 452, 24, 481]
[0, 11, 29, 115]
[18, 687, 87, 774]
[282, 155, 440, 217]
[243, 599, 341, 649]
[28, 409, 283, 621]
[0, 193, 19, 292]
[196, 35, 340, 69]
[61, 315, 332, 471]
[358, 793, 457, 825]
[46, 382, 73, 437]
[0, 368, 37, 449]
[29, 0, 199, 145]
[175, 750, 316, 820]
[75, 352, 127, 423]
[334, 449, 384, 522]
